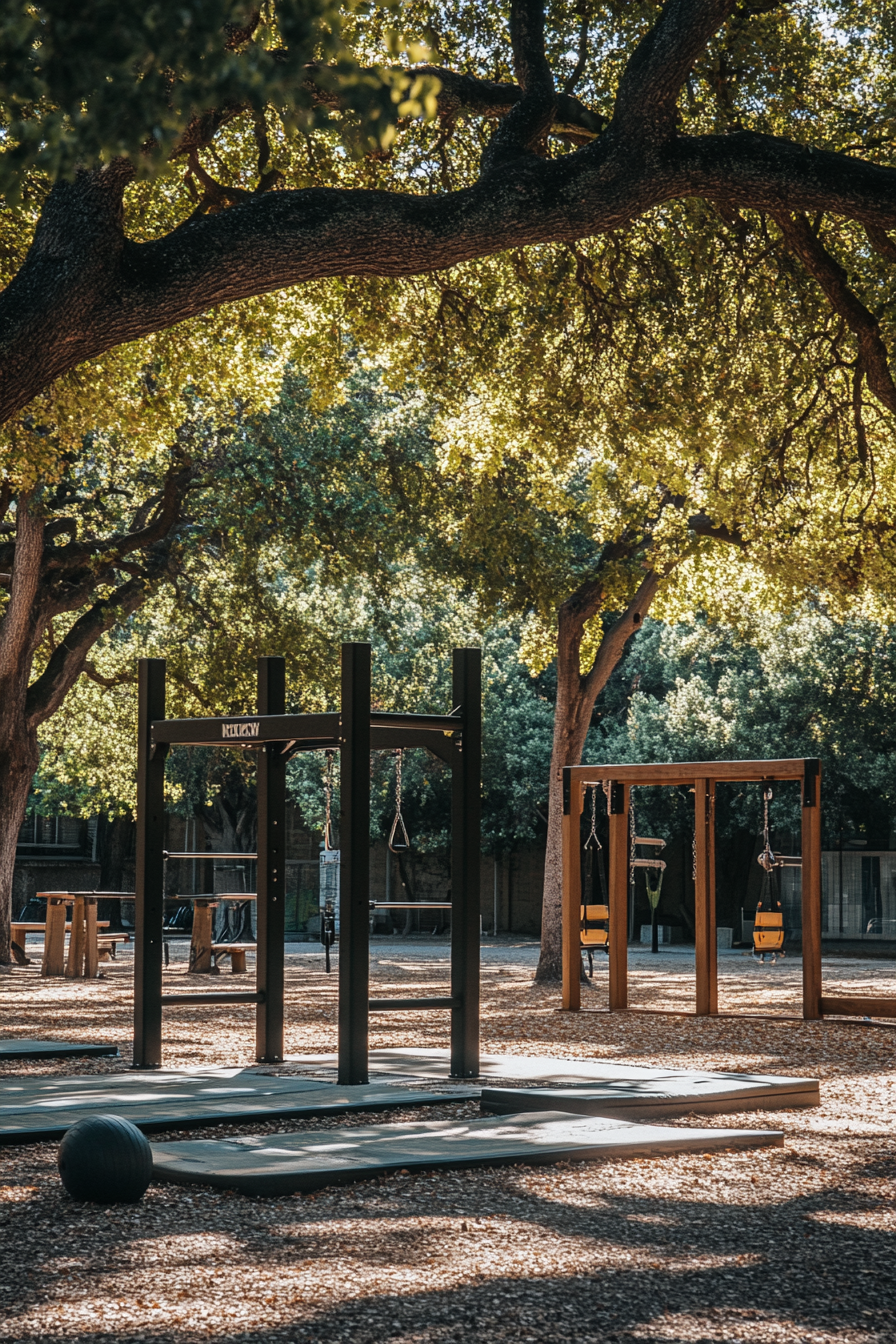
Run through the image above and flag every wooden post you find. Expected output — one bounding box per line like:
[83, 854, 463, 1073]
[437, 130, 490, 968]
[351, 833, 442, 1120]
[561, 769, 583, 1011]
[188, 900, 216, 972]
[608, 782, 629, 1011]
[65, 896, 86, 978]
[338, 642, 371, 1085]
[450, 647, 481, 1078]
[133, 658, 168, 1069]
[801, 759, 822, 1020]
[41, 897, 68, 976]
[694, 778, 718, 1015]
[84, 899, 99, 979]
[256, 655, 287, 1063]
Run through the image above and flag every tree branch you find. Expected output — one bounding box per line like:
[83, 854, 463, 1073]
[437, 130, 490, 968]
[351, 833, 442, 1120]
[25, 557, 172, 728]
[0, 496, 43, 689]
[6, 10, 896, 424]
[610, 0, 739, 148]
[688, 511, 745, 546]
[772, 211, 896, 416]
[581, 569, 662, 704]
[482, 0, 557, 171]
[39, 459, 196, 575]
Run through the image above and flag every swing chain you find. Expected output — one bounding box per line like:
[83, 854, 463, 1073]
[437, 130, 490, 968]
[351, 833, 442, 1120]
[388, 749, 411, 853]
[323, 749, 335, 852]
[758, 784, 778, 873]
[584, 785, 602, 850]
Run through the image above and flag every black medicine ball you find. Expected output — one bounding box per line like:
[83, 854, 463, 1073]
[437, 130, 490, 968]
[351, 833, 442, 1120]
[58, 1114, 153, 1203]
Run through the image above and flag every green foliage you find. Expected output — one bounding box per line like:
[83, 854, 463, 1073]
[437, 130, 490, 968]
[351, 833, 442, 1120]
[590, 610, 896, 846]
[30, 368, 442, 815]
[287, 614, 555, 855]
[0, 1, 435, 197]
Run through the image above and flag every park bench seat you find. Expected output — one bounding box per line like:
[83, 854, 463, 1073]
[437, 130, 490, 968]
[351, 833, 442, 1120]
[211, 943, 256, 973]
[11, 920, 110, 966]
[96, 933, 131, 961]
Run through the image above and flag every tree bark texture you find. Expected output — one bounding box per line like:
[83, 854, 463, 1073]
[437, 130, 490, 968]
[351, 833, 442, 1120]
[3, 0, 896, 424]
[0, 727, 40, 965]
[535, 570, 661, 982]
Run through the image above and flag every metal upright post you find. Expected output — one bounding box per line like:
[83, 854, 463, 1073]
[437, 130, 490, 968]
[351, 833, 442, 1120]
[339, 643, 371, 1085]
[256, 656, 286, 1062]
[694, 777, 718, 1015]
[801, 759, 823, 1020]
[451, 647, 481, 1077]
[133, 659, 167, 1068]
[607, 782, 629, 1011]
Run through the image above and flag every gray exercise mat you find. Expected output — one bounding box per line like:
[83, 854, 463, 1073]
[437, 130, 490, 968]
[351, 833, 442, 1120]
[151, 1110, 784, 1196]
[0, 1039, 118, 1062]
[0, 1067, 476, 1143]
[480, 1077, 817, 1119]
[287, 1048, 819, 1114]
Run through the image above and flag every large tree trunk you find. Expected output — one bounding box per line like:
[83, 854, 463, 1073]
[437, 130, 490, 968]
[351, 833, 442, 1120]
[535, 571, 661, 982]
[0, 470, 192, 962]
[0, 724, 39, 963]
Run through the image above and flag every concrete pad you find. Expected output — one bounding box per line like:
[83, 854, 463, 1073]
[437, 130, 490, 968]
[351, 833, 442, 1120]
[287, 1048, 819, 1116]
[0, 1039, 118, 1063]
[151, 1111, 784, 1197]
[0, 1067, 477, 1144]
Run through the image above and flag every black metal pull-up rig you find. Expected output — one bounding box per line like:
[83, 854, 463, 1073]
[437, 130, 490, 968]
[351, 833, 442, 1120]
[134, 643, 481, 1084]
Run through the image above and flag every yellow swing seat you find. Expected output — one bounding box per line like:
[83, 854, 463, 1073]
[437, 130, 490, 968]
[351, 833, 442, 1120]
[581, 903, 609, 949]
[753, 910, 784, 953]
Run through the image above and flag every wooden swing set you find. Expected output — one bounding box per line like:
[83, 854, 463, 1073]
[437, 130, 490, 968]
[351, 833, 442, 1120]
[561, 757, 896, 1022]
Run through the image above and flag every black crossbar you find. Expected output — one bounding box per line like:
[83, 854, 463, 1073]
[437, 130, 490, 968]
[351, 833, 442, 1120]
[152, 712, 339, 747]
[369, 711, 461, 732]
[164, 852, 256, 861]
[152, 709, 462, 749]
[160, 991, 264, 1006]
[371, 902, 453, 910]
[368, 996, 459, 1011]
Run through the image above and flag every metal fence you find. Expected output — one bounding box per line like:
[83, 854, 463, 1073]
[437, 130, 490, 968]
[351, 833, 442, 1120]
[778, 851, 896, 941]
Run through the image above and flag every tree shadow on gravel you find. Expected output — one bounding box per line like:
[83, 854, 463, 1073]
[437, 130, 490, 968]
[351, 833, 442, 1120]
[5, 1172, 896, 1343]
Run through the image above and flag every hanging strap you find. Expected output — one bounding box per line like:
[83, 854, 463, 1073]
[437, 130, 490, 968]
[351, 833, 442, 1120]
[757, 784, 780, 874]
[323, 749, 336, 852]
[388, 749, 410, 853]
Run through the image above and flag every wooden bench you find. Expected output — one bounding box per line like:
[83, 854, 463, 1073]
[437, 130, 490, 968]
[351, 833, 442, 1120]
[11, 920, 110, 968]
[211, 943, 256, 973]
[96, 933, 131, 962]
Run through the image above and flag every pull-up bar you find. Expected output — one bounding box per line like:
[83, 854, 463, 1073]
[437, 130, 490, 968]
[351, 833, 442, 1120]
[134, 643, 481, 1083]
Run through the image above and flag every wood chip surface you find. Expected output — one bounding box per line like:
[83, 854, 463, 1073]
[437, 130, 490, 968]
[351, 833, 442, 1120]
[1, 939, 894, 1342]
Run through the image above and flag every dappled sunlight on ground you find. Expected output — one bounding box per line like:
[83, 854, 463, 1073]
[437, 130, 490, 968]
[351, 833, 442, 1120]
[1, 939, 894, 1342]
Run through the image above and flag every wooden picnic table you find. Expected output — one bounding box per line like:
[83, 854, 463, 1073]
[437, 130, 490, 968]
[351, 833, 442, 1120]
[34, 893, 133, 979]
[169, 893, 256, 973]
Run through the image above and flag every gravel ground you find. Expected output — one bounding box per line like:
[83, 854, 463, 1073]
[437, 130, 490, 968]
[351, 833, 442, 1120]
[1, 939, 894, 1343]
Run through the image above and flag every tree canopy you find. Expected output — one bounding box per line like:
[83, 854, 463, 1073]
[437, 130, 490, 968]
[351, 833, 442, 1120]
[592, 606, 896, 846]
[2, 0, 896, 487]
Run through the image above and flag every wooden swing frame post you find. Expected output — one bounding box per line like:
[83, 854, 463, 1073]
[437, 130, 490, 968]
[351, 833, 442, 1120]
[561, 758, 832, 1021]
